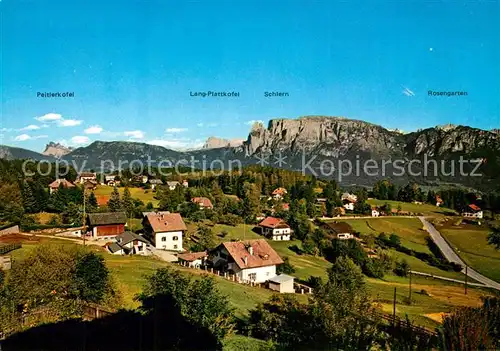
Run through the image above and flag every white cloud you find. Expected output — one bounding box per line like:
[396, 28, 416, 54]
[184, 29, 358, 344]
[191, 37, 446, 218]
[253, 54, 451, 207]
[165, 128, 188, 133]
[20, 124, 41, 131]
[245, 120, 264, 125]
[0, 127, 13, 132]
[71, 136, 90, 145]
[196, 123, 204, 127]
[57, 119, 83, 127]
[14, 134, 31, 141]
[35, 113, 62, 122]
[148, 138, 204, 150]
[124, 130, 145, 139]
[84, 125, 103, 134]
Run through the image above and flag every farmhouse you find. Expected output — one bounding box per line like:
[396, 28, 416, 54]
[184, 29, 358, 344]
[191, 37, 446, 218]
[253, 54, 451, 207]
[142, 211, 186, 251]
[166, 181, 179, 190]
[462, 204, 483, 219]
[177, 251, 208, 268]
[182, 180, 189, 187]
[321, 221, 355, 240]
[268, 274, 295, 293]
[87, 212, 127, 240]
[371, 208, 380, 217]
[210, 239, 284, 284]
[191, 197, 214, 210]
[258, 216, 292, 241]
[149, 179, 163, 190]
[436, 196, 444, 207]
[107, 231, 150, 255]
[77, 172, 97, 184]
[272, 187, 287, 200]
[48, 178, 75, 194]
[83, 180, 97, 191]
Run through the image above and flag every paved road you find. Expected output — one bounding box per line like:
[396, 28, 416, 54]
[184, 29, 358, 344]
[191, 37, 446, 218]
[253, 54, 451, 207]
[411, 270, 487, 288]
[419, 216, 500, 291]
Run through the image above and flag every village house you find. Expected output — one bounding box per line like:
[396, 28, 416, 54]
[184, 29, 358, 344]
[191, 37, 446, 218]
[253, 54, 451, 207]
[210, 239, 284, 284]
[166, 181, 179, 190]
[462, 204, 483, 219]
[272, 187, 288, 200]
[182, 180, 189, 187]
[149, 179, 163, 190]
[177, 251, 208, 268]
[83, 180, 97, 191]
[258, 216, 292, 241]
[48, 178, 75, 194]
[371, 208, 380, 217]
[321, 221, 355, 240]
[342, 198, 356, 211]
[436, 196, 444, 207]
[191, 197, 214, 210]
[142, 211, 186, 251]
[107, 231, 150, 255]
[87, 212, 127, 240]
[268, 274, 295, 293]
[77, 172, 97, 184]
[341, 192, 358, 203]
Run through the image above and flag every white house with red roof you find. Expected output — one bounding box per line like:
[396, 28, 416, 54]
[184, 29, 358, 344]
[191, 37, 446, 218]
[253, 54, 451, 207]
[142, 211, 187, 251]
[462, 204, 483, 219]
[272, 187, 288, 200]
[48, 178, 75, 194]
[191, 197, 214, 210]
[258, 217, 292, 241]
[210, 239, 284, 283]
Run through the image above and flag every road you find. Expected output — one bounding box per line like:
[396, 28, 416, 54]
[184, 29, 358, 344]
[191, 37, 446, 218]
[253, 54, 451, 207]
[419, 216, 500, 291]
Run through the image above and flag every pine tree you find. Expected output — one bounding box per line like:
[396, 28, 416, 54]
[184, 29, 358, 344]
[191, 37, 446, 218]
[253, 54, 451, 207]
[86, 192, 98, 212]
[21, 181, 38, 213]
[107, 186, 122, 212]
[122, 187, 134, 217]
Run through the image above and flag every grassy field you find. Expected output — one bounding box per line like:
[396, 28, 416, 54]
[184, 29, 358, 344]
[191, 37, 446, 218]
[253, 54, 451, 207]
[440, 223, 500, 282]
[93, 185, 159, 207]
[366, 199, 456, 217]
[343, 217, 431, 254]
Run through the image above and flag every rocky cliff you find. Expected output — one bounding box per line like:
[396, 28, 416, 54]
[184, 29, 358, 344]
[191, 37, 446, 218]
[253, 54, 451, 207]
[42, 142, 73, 158]
[203, 137, 245, 149]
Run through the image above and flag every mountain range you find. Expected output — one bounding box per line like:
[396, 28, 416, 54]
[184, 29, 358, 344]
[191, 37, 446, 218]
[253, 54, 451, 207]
[1, 116, 499, 190]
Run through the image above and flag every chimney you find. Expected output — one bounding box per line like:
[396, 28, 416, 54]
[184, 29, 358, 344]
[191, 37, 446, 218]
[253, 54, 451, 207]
[248, 246, 254, 256]
[243, 256, 248, 265]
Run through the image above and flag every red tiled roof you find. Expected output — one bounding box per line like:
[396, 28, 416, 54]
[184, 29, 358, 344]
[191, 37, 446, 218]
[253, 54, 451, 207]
[220, 239, 283, 269]
[282, 203, 290, 210]
[48, 179, 75, 189]
[272, 187, 287, 195]
[178, 251, 207, 262]
[146, 212, 187, 233]
[468, 204, 481, 211]
[436, 196, 443, 203]
[259, 216, 290, 229]
[191, 197, 214, 208]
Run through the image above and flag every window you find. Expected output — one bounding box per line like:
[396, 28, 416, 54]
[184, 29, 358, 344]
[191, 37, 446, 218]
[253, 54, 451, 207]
[161, 237, 166, 242]
[173, 245, 178, 249]
[248, 273, 257, 281]
[173, 236, 178, 241]
[266, 272, 270, 276]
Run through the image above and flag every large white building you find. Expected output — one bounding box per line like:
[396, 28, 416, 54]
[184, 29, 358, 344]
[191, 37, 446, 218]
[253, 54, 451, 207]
[142, 211, 186, 251]
[210, 239, 284, 284]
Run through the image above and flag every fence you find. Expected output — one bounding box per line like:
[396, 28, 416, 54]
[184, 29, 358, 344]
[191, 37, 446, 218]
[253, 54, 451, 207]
[177, 260, 313, 294]
[0, 242, 22, 255]
[82, 303, 115, 320]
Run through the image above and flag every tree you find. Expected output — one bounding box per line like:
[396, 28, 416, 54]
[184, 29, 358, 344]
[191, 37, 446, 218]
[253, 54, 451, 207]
[107, 186, 122, 212]
[194, 225, 216, 251]
[487, 226, 500, 250]
[394, 259, 411, 277]
[277, 257, 296, 274]
[86, 192, 98, 213]
[122, 187, 134, 217]
[0, 182, 24, 223]
[326, 256, 365, 292]
[137, 267, 234, 344]
[74, 252, 109, 303]
[21, 181, 37, 214]
[62, 202, 82, 225]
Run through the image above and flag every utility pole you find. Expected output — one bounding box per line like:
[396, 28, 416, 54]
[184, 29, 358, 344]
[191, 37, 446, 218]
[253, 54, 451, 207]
[465, 265, 468, 295]
[82, 186, 86, 246]
[409, 271, 412, 302]
[392, 287, 397, 326]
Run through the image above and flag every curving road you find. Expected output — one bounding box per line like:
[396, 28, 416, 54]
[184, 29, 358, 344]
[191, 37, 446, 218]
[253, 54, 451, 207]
[419, 217, 500, 291]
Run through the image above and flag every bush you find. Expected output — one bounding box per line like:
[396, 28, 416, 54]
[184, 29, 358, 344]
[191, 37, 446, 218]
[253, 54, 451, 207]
[394, 259, 411, 277]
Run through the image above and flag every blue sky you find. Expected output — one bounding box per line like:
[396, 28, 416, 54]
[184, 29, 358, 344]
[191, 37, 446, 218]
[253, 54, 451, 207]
[1, 0, 499, 151]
